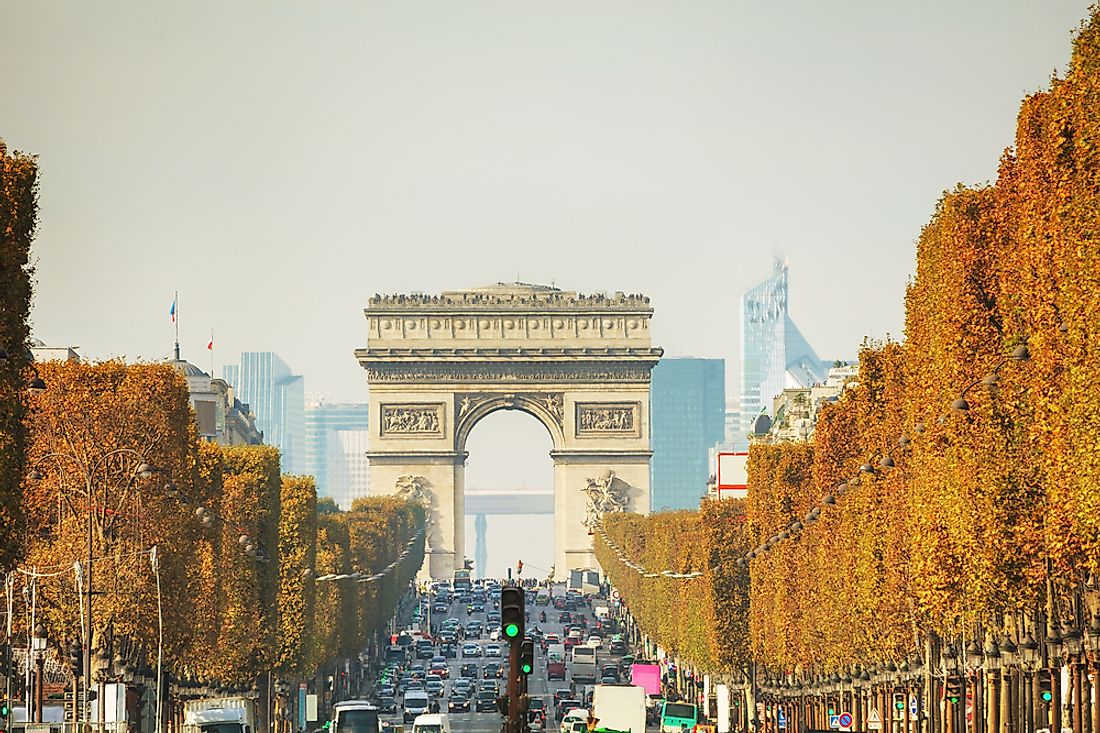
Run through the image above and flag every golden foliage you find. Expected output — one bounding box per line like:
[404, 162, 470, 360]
[744, 6, 1100, 670]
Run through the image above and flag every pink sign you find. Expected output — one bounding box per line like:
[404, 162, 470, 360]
[631, 663, 661, 695]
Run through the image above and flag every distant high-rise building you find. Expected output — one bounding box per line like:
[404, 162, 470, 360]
[650, 357, 725, 511]
[224, 352, 305, 473]
[305, 396, 371, 509]
[736, 259, 829, 448]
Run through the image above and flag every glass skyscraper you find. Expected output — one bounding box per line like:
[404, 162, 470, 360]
[736, 259, 829, 446]
[305, 397, 371, 509]
[223, 352, 306, 474]
[650, 357, 726, 511]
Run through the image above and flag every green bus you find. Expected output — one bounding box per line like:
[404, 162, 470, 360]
[659, 702, 698, 733]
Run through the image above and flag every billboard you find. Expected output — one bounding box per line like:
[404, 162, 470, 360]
[716, 452, 748, 499]
[631, 663, 661, 695]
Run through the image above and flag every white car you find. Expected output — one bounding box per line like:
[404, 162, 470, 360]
[586, 636, 602, 649]
[485, 644, 503, 658]
[489, 628, 502, 641]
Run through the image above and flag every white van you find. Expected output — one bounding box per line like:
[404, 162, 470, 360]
[403, 691, 431, 723]
[412, 713, 450, 733]
[332, 701, 380, 733]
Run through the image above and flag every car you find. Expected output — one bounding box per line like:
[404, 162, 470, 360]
[487, 611, 501, 624]
[376, 695, 397, 714]
[558, 612, 572, 624]
[465, 622, 483, 638]
[425, 678, 445, 698]
[403, 690, 431, 722]
[430, 661, 449, 678]
[410, 664, 426, 678]
[406, 679, 426, 691]
[441, 643, 459, 659]
[484, 644, 502, 658]
[460, 663, 479, 678]
[528, 697, 545, 713]
[553, 597, 567, 611]
[586, 636, 602, 649]
[475, 690, 498, 713]
[608, 639, 627, 655]
[462, 643, 482, 658]
[448, 692, 471, 713]
[564, 600, 577, 611]
[433, 602, 449, 613]
[483, 662, 502, 678]
[489, 628, 502, 641]
[471, 601, 486, 613]
[452, 679, 474, 693]
[555, 700, 583, 722]
[439, 630, 458, 644]
[599, 675, 618, 685]
[600, 664, 620, 682]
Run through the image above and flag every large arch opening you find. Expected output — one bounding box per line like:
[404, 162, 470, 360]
[462, 409, 555, 580]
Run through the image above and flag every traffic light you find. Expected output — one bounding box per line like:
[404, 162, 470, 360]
[945, 676, 962, 705]
[501, 586, 524, 641]
[0, 699, 9, 717]
[519, 640, 535, 675]
[68, 640, 82, 677]
[894, 693, 905, 712]
[1039, 676, 1053, 703]
[517, 560, 524, 575]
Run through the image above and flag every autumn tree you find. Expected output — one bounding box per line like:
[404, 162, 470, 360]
[0, 139, 38, 571]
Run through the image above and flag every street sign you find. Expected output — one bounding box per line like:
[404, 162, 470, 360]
[838, 712, 853, 729]
[910, 696, 919, 716]
[716, 452, 749, 499]
[776, 708, 787, 730]
[868, 708, 882, 731]
[829, 715, 840, 729]
[611, 590, 621, 601]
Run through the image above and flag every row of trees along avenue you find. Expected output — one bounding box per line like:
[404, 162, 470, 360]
[8, 359, 424, 709]
[597, 8, 1100, 733]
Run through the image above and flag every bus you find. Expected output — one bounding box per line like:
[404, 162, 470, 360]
[659, 701, 698, 733]
[454, 569, 472, 592]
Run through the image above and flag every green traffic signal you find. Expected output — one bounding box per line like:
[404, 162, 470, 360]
[504, 623, 520, 638]
[1042, 691, 1053, 702]
[1, 700, 9, 717]
[521, 662, 533, 674]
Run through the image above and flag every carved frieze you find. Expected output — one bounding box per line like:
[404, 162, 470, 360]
[365, 364, 654, 383]
[576, 402, 640, 436]
[581, 470, 630, 530]
[380, 404, 444, 437]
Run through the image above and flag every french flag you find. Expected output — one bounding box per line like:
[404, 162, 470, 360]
[169, 296, 177, 323]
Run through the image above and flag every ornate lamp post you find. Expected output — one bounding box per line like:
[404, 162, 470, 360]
[1000, 636, 1017, 733]
[1062, 624, 1084, 733]
[1019, 634, 1040, 733]
[984, 639, 1001, 733]
[1044, 623, 1063, 733]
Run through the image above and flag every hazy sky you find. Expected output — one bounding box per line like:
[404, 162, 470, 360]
[4, 1, 1089, 405]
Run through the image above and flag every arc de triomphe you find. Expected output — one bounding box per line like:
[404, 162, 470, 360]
[356, 283, 662, 579]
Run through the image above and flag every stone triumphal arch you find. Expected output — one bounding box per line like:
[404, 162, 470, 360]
[356, 283, 662, 579]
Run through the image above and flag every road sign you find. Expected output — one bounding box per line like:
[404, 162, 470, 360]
[776, 708, 787, 730]
[716, 452, 749, 499]
[868, 708, 882, 730]
[910, 696, 919, 716]
[611, 590, 621, 601]
[838, 712, 853, 729]
[829, 715, 840, 729]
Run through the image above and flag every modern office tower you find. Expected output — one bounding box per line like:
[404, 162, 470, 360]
[650, 357, 726, 510]
[736, 258, 829, 448]
[224, 352, 306, 474]
[305, 396, 371, 509]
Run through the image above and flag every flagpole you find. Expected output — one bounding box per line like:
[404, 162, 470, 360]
[209, 330, 214, 377]
[173, 290, 180, 361]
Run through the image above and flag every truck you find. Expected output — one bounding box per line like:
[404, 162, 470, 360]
[592, 684, 646, 733]
[547, 643, 567, 680]
[183, 696, 259, 733]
